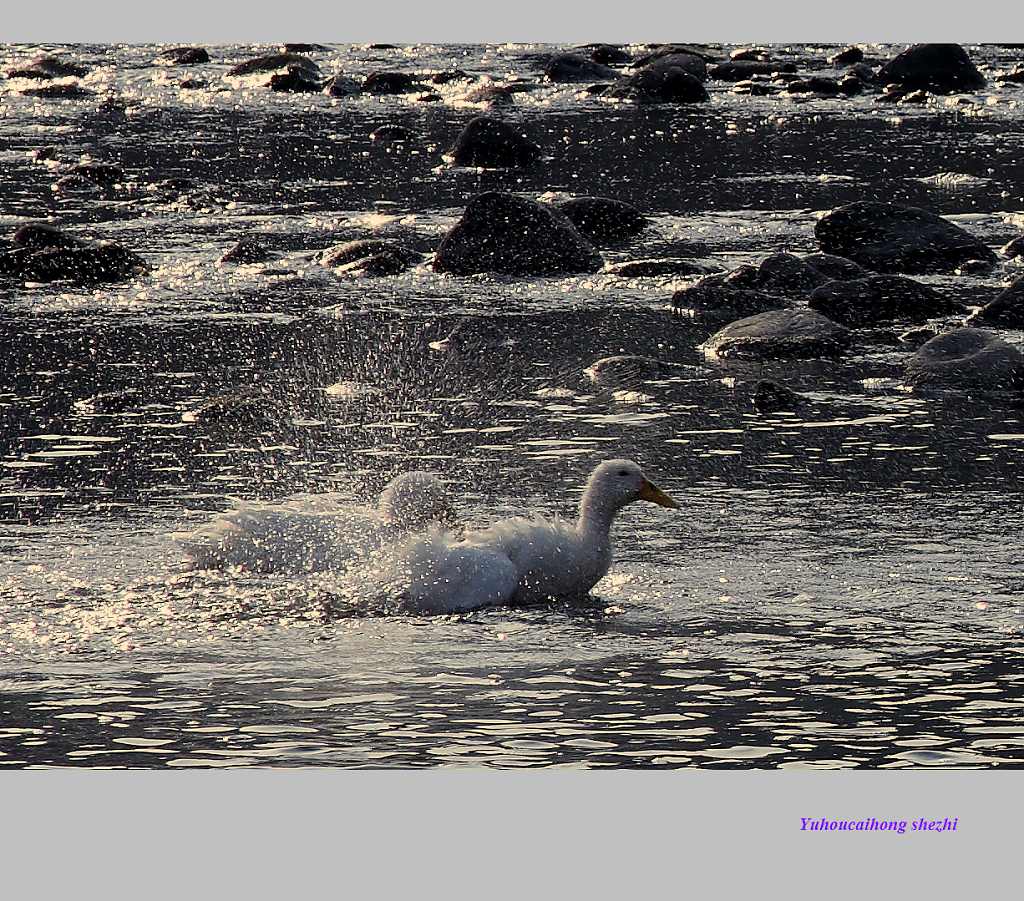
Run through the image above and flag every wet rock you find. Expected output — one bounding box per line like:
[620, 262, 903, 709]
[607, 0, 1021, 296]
[228, 53, 320, 77]
[556, 197, 647, 245]
[430, 69, 472, 84]
[605, 258, 721, 278]
[323, 75, 361, 97]
[179, 78, 208, 90]
[157, 47, 209, 65]
[33, 146, 60, 162]
[6, 54, 89, 80]
[838, 75, 865, 96]
[905, 328, 1024, 392]
[730, 48, 771, 62]
[709, 59, 798, 80]
[319, 239, 421, 273]
[1000, 236, 1024, 259]
[808, 275, 957, 326]
[283, 44, 331, 53]
[545, 53, 619, 83]
[830, 46, 864, 66]
[460, 84, 516, 106]
[21, 83, 96, 99]
[898, 326, 939, 348]
[0, 227, 147, 284]
[702, 309, 851, 361]
[448, 116, 540, 168]
[750, 253, 837, 297]
[69, 162, 123, 185]
[584, 44, 632, 66]
[801, 252, 871, 281]
[732, 80, 780, 97]
[750, 379, 804, 413]
[269, 68, 323, 92]
[877, 43, 985, 94]
[605, 56, 710, 103]
[434, 192, 603, 276]
[815, 201, 997, 274]
[848, 63, 877, 83]
[673, 275, 786, 324]
[994, 68, 1024, 84]
[363, 71, 424, 94]
[52, 174, 99, 195]
[583, 355, 697, 386]
[785, 77, 841, 95]
[632, 46, 714, 75]
[965, 277, 1024, 328]
[220, 238, 272, 264]
[370, 124, 412, 143]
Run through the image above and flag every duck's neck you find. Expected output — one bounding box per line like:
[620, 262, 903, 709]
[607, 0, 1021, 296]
[576, 493, 620, 543]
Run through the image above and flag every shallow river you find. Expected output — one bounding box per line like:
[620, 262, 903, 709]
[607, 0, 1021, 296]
[1, 42, 1023, 768]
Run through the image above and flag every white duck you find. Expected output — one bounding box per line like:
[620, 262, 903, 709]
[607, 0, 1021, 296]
[178, 471, 457, 574]
[456, 459, 679, 606]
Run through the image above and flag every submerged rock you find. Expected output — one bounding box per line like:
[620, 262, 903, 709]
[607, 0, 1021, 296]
[673, 280, 786, 324]
[0, 225, 147, 284]
[448, 116, 540, 168]
[220, 238, 271, 264]
[905, 329, 1024, 391]
[815, 201, 996, 274]
[877, 43, 985, 94]
[584, 44, 632, 66]
[606, 258, 720, 278]
[6, 54, 89, 80]
[545, 53, 619, 83]
[370, 124, 412, 143]
[157, 47, 209, 65]
[269, 68, 323, 92]
[556, 197, 647, 245]
[21, 83, 95, 99]
[434, 192, 602, 276]
[323, 75, 361, 97]
[583, 355, 698, 386]
[319, 239, 421, 275]
[1002, 236, 1024, 259]
[966, 277, 1024, 328]
[362, 71, 424, 94]
[228, 53, 320, 77]
[750, 379, 804, 413]
[808, 275, 957, 327]
[702, 309, 851, 361]
[459, 84, 516, 106]
[785, 77, 842, 95]
[709, 59, 797, 80]
[606, 55, 710, 103]
[829, 46, 864, 66]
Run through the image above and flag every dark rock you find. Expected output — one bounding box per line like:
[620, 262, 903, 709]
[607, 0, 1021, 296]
[815, 201, 997, 274]
[370, 124, 412, 143]
[179, 78, 208, 90]
[585, 44, 631, 65]
[730, 48, 771, 62]
[430, 69, 471, 84]
[52, 175, 99, 194]
[632, 45, 717, 71]
[801, 252, 871, 281]
[448, 116, 540, 168]
[905, 328, 1024, 391]
[673, 280, 786, 324]
[995, 68, 1024, 84]
[368, 44, 400, 51]
[966, 277, 1024, 328]
[606, 258, 721, 278]
[732, 80, 780, 97]
[752, 253, 834, 297]
[333, 252, 412, 277]
[709, 60, 797, 81]
[269, 68, 322, 92]
[319, 239, 420, 270]
[0, 231, 147, 285]
[416, 93, 443, 103]
[702, 309, 851, 361]
[545, 53, 619, 83]
[33, 146, 60, 162]
[830, 46, 864, 66]
[13, 223, 86, 249]
[838, 75, 865, 96]
[606, 56, 710, 103]
[323, 75, 360, 97]
[848, 63, 877, 83]
[10, 54, 89, 79]
[556, 197, 647, 245]
[363, 71, 424, 94]
[434, 192, 602, 276]
[785, 77, 841, 95]
[157, 47, 209, 65]
[877, 44, 985, 94]
[69, 162, 123, 185]
[1002, 236, 1024, 258]
[750, 379, 803, 413]
[283, 44, 331, 53]
[808, 275, 957, 327]
[228, 53, 320, 77]
[21, 83, 95, 99]
[220, 239, 271, 264]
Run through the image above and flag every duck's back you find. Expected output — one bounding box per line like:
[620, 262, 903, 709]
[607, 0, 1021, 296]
[464, 514, 611, 603]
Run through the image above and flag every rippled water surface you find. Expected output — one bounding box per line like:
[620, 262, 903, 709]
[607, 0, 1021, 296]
[2, 42, 1024, 768]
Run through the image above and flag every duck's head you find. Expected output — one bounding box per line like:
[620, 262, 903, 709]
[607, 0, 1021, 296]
[378, 471, 459, 531]
[583, 459, 680, 514]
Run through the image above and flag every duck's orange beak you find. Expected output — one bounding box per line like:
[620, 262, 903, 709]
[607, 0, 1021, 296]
[639, 478, 680, 509]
